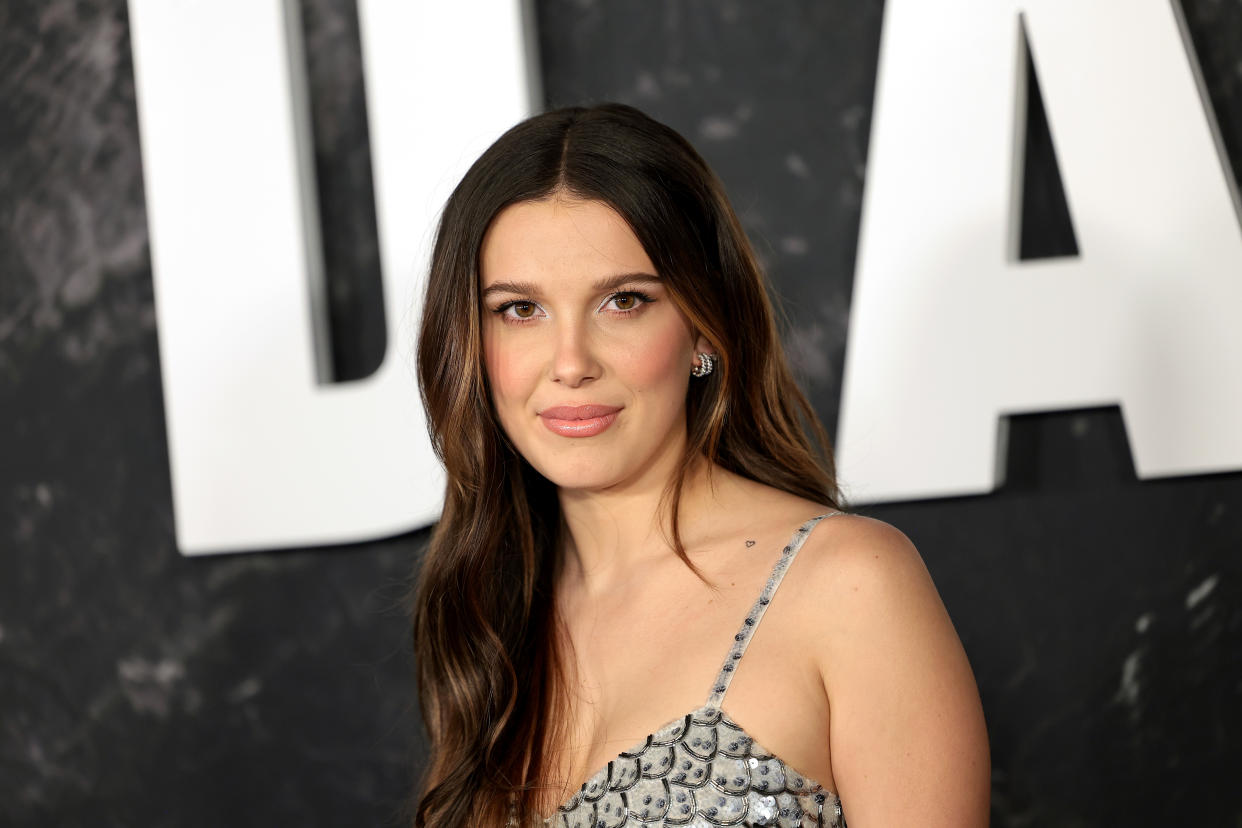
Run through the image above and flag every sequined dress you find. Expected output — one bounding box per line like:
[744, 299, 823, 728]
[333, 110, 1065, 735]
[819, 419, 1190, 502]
[522, 511, 847, 828]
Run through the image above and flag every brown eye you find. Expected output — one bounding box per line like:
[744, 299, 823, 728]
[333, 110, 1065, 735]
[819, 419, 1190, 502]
[614, 295, 636, 310]
[513, 302, 535, 318]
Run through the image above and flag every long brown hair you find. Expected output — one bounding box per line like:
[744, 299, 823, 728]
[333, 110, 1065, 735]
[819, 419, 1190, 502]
[412, 103, 846, 826]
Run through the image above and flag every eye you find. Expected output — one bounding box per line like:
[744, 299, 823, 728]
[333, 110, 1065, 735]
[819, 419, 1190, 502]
[604, 291, 655, 314]
[509, 301, 537, 319]
[492, 299, 546, 324]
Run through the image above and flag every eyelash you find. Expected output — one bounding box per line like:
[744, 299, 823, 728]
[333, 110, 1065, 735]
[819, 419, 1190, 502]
[491, 291, 656, 326]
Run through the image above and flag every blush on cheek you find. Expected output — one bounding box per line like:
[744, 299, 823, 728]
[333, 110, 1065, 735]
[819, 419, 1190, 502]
[624, 317, 692, 393]
[483, 332, 516, 393]
[483, 329, 539, 428]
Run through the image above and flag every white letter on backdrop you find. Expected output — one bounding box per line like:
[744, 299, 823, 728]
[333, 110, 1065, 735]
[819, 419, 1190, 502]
[837, 0, 1242, 504]
[128, 0, 537, 554]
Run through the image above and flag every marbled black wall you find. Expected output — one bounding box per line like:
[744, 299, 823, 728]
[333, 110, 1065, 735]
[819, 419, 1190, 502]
[2, 2, 1240, 826]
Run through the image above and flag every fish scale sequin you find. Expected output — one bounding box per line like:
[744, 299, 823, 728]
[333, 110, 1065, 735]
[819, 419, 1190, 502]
[545, 705, 845, 827]
[522, 513, 847, 828]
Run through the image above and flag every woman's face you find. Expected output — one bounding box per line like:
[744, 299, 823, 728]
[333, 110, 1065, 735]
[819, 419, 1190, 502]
[479, 195, 711, 491]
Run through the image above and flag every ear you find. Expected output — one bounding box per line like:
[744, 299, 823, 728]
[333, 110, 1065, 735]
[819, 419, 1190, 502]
[693, 332, 715, 356]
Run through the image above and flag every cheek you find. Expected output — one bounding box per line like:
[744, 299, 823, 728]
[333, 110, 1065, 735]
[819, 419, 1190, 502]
[483, 331, 534, 414]
[620, 317, 692, 393]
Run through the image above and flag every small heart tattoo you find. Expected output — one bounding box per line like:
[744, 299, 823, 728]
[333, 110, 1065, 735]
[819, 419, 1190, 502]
[745, 539, 755, 547]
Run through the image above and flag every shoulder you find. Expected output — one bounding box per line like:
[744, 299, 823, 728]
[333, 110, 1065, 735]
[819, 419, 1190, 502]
[789, 512, 993, 825]
[788, 510, 966, 697]
[782, 512, 946, 668]
[794, 511, 934, 615]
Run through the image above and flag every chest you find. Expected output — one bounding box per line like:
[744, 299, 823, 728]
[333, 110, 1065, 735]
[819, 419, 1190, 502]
[537, 555, 833, 816]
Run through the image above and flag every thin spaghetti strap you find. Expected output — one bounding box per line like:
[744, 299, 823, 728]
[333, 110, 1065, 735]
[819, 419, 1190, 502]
[706, 511, 843, 708]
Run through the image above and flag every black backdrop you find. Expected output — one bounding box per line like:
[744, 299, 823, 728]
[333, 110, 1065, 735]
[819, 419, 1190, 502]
[3, 2, 1240, 826]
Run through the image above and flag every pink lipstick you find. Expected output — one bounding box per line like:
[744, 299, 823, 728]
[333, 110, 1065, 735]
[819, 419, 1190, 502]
[538, 404, 622, 438]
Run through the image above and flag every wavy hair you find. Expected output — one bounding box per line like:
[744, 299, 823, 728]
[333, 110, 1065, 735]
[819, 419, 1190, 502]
[411, 103, 845, 826]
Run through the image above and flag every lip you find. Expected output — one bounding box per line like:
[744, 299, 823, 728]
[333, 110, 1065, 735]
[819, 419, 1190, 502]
[539, 404, 622, 420]
[538, 404, 622, 438]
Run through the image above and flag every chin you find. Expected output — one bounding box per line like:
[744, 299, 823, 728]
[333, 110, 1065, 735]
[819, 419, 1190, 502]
[511, 436, 630, 488]
[529, 456, 627, 491]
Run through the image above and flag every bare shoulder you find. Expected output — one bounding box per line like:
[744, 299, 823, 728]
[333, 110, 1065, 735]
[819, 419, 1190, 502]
[793, 512, 935, 610]
[790, 512, 993, 826]
[781, 512, 948, 667]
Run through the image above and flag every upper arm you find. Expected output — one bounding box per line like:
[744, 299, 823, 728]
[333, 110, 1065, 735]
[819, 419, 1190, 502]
[805, 516, 991, 827]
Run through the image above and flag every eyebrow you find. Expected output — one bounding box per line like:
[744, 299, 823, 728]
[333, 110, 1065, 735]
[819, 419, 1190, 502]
[480, 272, 662, 300]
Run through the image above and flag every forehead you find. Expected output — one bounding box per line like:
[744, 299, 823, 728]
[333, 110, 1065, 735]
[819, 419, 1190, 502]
[478, 196, 655, 287]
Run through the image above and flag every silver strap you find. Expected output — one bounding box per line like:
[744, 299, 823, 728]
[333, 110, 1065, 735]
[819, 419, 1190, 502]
[706, 511, 841, 708]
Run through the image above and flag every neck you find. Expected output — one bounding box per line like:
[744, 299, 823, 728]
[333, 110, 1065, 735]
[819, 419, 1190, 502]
[555, 439, 720, 598]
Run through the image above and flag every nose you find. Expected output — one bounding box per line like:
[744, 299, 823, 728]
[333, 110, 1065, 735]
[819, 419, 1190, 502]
[550, 317, 601, 387]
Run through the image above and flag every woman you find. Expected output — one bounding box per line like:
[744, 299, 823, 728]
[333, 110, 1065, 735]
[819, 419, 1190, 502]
[412, 103, 990, 827]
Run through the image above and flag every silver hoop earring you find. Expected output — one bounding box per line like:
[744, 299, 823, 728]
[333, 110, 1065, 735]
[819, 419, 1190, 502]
[691, 352, 715, 378]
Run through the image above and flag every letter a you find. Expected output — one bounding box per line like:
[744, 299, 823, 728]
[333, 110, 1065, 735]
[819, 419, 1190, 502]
[837, 0, 1242, 503]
